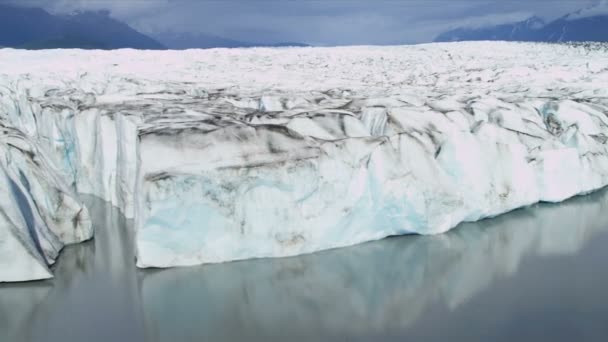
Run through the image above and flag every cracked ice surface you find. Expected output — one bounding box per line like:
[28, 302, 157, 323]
[1, 42, 608, 275]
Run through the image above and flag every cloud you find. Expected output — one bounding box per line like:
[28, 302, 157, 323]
[448, 11, 535, 29]
[566, 0, 608, 20]
[2, 0, 602, 45]
[3, 0, 171, 17]
[122, 1, 501, 45]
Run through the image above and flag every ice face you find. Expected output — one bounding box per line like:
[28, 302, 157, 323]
[0, 123, 92, 282]
[1, 42, 608, 276]
[139, 188, 608, 340]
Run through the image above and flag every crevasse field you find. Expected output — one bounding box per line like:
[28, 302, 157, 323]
[2, 42, 608, 282]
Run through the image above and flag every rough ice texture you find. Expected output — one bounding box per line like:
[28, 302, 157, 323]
[0, 123, 92, 282]
[1, 42, 608, 275]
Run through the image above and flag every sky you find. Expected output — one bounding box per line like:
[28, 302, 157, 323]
[7, 0, 608, 45]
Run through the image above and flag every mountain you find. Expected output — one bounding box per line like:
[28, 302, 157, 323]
[0, 4, 165, 49]
[435, 10, 608, 43]
[154, 31, 255, 49]
[435, 16, 546, 42]
[540, 13, 608, 42]
[154, 31, 309, 49]
[267, 42, 310, 47]
[0, 4, 305, 50]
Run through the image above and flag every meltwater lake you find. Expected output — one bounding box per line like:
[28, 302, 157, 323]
[2, 189, 608, 342]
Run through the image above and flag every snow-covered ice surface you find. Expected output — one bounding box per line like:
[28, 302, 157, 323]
[1, 42, 608, 276]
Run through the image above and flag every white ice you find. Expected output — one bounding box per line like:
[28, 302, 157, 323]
[1, 41, 608, 276]
[0, 123, 92, 282]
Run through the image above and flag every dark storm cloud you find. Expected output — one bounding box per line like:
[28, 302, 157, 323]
[5, 0, 605, 44]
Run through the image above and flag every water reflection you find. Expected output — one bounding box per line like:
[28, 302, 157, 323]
[141, 189, 608, 341]
[2, 190, 608, 341]
[0, 196, 145, 342]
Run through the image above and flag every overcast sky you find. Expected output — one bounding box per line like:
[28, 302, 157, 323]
[7, 0, 608, 45]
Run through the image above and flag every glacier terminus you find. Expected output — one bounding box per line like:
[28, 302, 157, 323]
[1, 42, 608, 281]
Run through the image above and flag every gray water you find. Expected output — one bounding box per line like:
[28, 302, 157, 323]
[2, 189, 608, 342]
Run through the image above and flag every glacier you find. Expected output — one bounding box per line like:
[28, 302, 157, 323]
[4, 187, 608, 340]
[0, 122, 92, 281]
[1, 41, 608, 280]
[140, 187, 608, 340]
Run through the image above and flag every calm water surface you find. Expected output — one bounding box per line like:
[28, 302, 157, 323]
[2, 190, 608, 342]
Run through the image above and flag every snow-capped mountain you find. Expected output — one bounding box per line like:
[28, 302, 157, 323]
[435, 8, 608, 42]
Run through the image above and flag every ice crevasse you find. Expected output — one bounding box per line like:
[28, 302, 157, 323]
[1, 41, 608, 281]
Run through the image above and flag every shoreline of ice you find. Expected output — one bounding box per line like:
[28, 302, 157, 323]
[2, 41, 608, 281]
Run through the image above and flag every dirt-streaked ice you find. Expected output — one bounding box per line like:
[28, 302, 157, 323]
[1, 42, 608, 279]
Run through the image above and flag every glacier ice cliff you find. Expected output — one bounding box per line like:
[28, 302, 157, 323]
[140, 188, 608, 340]
[0, 122, 92, 281]
[1, 41, 608, 279]
[3, 188, 608, 340]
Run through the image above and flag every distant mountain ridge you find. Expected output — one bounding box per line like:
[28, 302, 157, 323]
[0, 4, 309, 50]
[435, 7, 608, 43]
[0, 4, 165, 49]
[153, 31, 310, 49]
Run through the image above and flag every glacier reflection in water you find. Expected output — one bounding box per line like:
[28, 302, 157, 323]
[2, 190, 608, 341]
